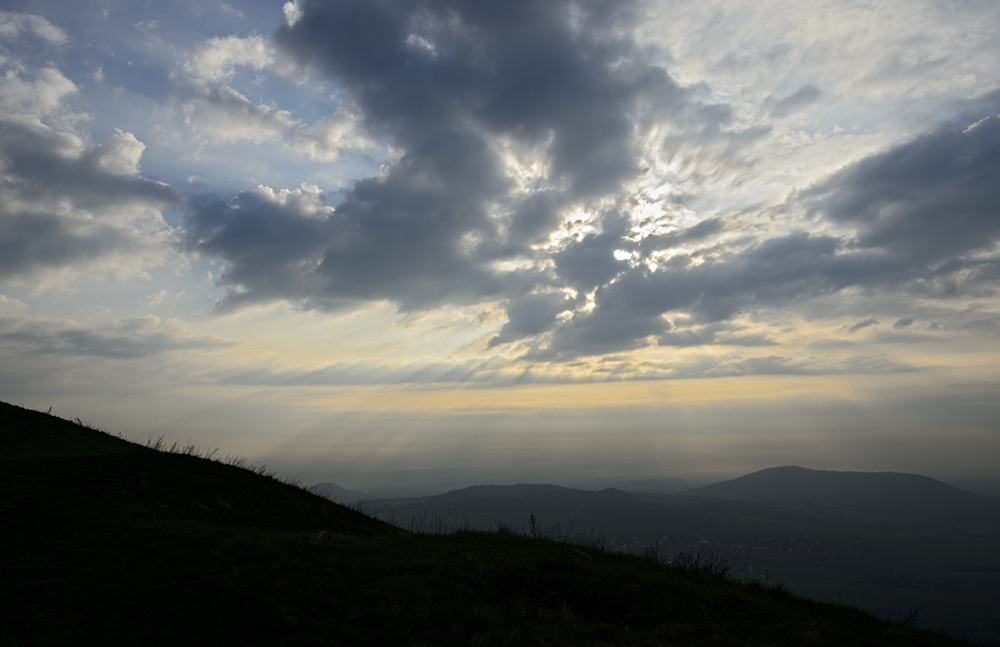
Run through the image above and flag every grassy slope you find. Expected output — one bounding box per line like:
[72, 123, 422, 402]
[0, 402, 978, 646]
[366, 477, 1000, 637]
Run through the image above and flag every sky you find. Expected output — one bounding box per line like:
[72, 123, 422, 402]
[2, 0, 999, 493]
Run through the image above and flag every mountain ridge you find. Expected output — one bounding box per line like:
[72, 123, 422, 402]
[683, 465, 1000, 521]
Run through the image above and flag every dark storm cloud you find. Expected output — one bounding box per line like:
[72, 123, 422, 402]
[553, 216, 631, 292]
[190, 0, 691, 312]
[543, 202, 991, 359]
[541, 231, 857, 358]
[274, 0, 656, 193]
[183, 190, 333, 308]
[801, 113, 1000, 263]
[312, 130, 512, 309]
[0, 213, 140, 276]
[0, 119, 175, 209]
[0, 118, 178, 278]
[185, 134, 517, 311]
[488, 291, 578, 348]
[502, 190, 564, 249]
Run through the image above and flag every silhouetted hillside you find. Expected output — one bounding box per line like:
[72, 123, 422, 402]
[0, 401, 980, 646]
[308, 481, 372, 503]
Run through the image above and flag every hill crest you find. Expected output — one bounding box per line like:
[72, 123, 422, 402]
[684, 465, 1000, 520]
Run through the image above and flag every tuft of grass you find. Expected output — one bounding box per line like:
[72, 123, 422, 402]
[670, 547, 741, 579]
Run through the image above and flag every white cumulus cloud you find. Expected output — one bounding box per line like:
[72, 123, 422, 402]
[185, 34, 274, 83]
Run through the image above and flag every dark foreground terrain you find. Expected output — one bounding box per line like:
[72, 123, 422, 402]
[361, 470, 1000, 639]
[0, 401, 980, 646]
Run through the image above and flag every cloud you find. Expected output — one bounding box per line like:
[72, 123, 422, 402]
[184, 34, 274, 83]
[292, 108, 374, 163]
[0, 118, 179, 285]
[0, 315, 229, 359]
[186, 140, 519, 311]
[187, 0, 696, 315]
[538, 231, 851, 358]
[847, 318, 878, 333]
[178, 32, 376, 162]
[282, 1, 303, 27]
[488, 292, 577, 348]
[0, 27, 182, 287]
[537, 102, 1000, 360]
[658, 323, 776, 348]
[664, 352, 918, 381]
[0, 293, 28, 316]
[0, 17, 75, 121]
[177, 0, 1000, 368]
[142, 289, 185, 308]
[768, 84, 822, 118]
[0, 66, 77, 119]
[184, 184, 335, 309]
[638, 0, 1000, 105]
[636, 216, 726, 255]
[182, 85, 299, 144]
[551, 213, 633, 293]
[800, 111, 1000, 264]
[0, 11, 68, 44]
[274, 0, 662, 192]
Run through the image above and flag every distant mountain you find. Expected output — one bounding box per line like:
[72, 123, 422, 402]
[365, 483, 656, 534]
[417, 483, 643, 515]
[684, 465, 1000, 521]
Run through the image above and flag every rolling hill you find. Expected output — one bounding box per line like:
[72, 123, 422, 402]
[0, 400, 980, 646]
[684, 465, 1000, 521]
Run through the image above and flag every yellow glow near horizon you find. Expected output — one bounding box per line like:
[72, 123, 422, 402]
[281, 373, 872, 415]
